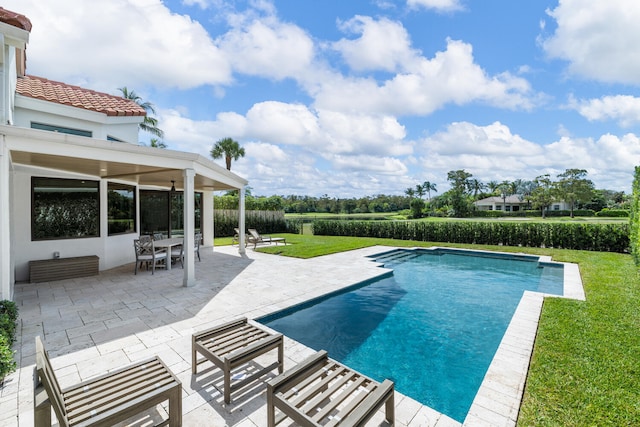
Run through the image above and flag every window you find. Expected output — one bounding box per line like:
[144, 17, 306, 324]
[496, 205, 502, 210]
[31, 122, 92, 137]
[553, 205, 560, 211]
[32, 177, 99, 240]
[108, 183, 136, 235]
[140, 190, 202, 237]
[505, 206, 511, 212]
[107, 135, 124, 142]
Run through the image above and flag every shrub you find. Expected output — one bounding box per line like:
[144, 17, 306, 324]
[596, 208, 630, 217]
[312, 220, 630, 253]
[0, 300, 18, 380]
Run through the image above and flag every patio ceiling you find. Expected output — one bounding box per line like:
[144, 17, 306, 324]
[4, 125, 248, 191]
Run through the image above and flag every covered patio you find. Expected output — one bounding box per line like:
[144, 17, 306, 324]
[0, 125, 250, 300]
[0, 245, 452, 426]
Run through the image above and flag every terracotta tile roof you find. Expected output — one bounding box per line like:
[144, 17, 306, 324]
[16, 75, 147, 117]
[0, 7, 32, 32]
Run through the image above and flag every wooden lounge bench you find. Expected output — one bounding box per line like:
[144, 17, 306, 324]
[192, 317, 284, 404]
[267, 350, 395, 427]
[29, 255, 99, 283]
[34, 336, 182, 427]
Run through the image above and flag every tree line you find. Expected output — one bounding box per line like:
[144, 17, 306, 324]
[408, 168, 627, 218]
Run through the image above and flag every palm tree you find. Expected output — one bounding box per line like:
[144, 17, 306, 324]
[498, 180, 512, 211]
[422, 181, 437, 201]
[149, 138, 167, 149]
[210, 137, 245, 171]
[415, 184, 425, 200]
[118, 87, 164, 139]
[405, 187, 415, 199]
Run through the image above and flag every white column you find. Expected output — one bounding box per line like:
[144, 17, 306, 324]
[183, 168, 195, 287]
[0, 135, 11, 299]
[238, 186, 246, 255]
[202, 190, 214, 249]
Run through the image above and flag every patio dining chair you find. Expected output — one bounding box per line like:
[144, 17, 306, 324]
[134, 238, 167, 274]
[170, 233, 202, 268]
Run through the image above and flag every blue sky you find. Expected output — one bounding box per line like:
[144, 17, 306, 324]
[8, 0, 640, 196]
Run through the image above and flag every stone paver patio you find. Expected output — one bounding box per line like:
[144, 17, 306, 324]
[0, 244, 583, 427]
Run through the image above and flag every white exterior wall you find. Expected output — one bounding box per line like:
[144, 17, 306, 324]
[14, 95, 142, 143]
[11, 165, 140, 282]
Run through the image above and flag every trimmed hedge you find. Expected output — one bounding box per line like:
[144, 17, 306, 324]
[473, 209, 596, 218]
[312, 220, 630, 252]
[595, 208, 629, 217]
[214, 210, 301, 237]
[0, 300, 18, 380]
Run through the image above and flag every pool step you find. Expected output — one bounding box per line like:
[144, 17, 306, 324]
[374, 250, 421, 266]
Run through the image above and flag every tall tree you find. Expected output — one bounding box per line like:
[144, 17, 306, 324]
[422, 181, 437, 201]
[555, 169, 595, 218]
[118, 87, 164, 139]
[415, 184, 425, 200]
[447, 170, 473, 217]
[498, 180, 512, 211]
[210, 137, 246, 171]
[149, 138, 167, 149]
[405, 187, 416, 198]
[469, 179, 486, 200]
[530, 174, 555, 218]
[487, 180, 500, 194]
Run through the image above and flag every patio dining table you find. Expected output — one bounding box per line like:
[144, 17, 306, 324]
[153, 237, 183, 271]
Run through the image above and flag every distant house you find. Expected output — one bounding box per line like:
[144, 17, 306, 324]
[474, 196, 571, 212]
[0, 7, 249, 299]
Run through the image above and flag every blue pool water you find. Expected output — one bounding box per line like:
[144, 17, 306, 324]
[258, 249, 564, 423]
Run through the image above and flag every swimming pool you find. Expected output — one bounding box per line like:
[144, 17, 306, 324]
[258, 248, 564, 423]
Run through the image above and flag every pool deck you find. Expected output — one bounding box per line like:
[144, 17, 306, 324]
[1, 244, 584, 427]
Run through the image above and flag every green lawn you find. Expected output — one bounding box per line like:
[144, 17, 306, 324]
[215, 233, 640, 425]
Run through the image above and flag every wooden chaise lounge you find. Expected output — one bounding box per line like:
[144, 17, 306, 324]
[34, 336, 182, 427]
[192, 317, 284, 404]
[247, 229, 286, 249]
[267, 350, 395, 426]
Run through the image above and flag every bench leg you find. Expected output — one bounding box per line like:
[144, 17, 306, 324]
[278, 341, 284, 374]
[34, 384, 52, 427]
[168, 385, 182, 427]
[224, 359, 232, 404]
[385, 391, 395, 426]
[267, 386, 276, 427]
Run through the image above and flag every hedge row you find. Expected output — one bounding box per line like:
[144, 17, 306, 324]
[214, 211, 301, 237]
[312, 220, 630, 253]
[472, 209, 596, 218]
[0, 300, 18, 380]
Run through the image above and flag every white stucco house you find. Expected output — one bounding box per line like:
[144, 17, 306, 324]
[474, 195, 571, 212]
[0, 8, 248, 300]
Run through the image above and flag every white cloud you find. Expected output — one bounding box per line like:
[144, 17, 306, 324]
[333, 16, 419, 72]
[315, 38, 535, 115]
[217, 16, 315, 80]
[407, 0, 464, 13]
[570, 95, 640, 127]
[6, 0, 231, 92]
[332, 155, 408, 174]
[543, 0, 640, 84]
